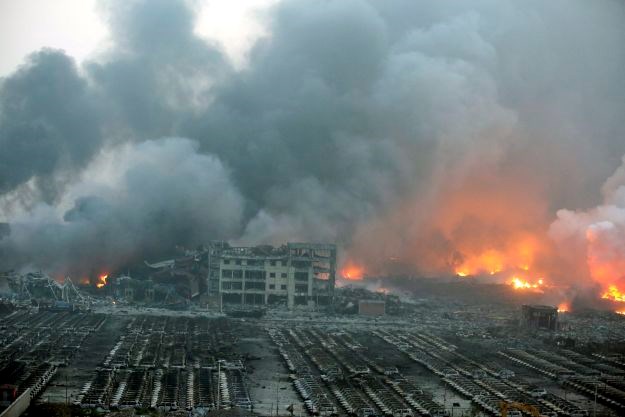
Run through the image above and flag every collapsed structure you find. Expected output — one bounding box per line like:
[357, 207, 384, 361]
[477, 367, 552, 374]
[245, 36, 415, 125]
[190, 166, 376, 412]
[206, 242, 337, 309]
[3, 271, 90, 311]
[0, 241, 337, 312]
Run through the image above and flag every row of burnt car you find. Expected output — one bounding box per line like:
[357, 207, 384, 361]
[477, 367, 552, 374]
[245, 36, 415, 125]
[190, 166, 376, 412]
[269, 326, 449, 417]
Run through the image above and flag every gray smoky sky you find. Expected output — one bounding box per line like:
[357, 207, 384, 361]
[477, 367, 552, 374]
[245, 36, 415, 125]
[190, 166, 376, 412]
[1, 0, 625, 283]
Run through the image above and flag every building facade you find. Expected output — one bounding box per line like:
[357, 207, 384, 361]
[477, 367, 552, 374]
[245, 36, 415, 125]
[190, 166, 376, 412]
[207, 242, 336, 309]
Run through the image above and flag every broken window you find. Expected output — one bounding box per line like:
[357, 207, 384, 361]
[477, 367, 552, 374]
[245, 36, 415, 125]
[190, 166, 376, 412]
[294, 272, 308, 281]
[245, 270, 266, 280]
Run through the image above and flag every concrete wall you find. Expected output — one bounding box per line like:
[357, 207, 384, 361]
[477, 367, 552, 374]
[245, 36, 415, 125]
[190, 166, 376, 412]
[0, 388, 31, 417]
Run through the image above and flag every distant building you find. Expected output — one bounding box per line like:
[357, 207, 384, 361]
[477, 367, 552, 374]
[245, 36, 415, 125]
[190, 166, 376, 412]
[207, 242, 336, 309]
[358, 300, 386, 316]
[521, 304, 558, 331]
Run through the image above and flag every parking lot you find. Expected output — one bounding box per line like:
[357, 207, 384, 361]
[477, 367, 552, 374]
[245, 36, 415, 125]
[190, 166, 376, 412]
[1, 303, 625, 416]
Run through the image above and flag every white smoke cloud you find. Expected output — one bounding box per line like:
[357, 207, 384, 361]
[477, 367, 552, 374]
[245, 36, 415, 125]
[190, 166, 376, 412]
[550, 156, 625, 292]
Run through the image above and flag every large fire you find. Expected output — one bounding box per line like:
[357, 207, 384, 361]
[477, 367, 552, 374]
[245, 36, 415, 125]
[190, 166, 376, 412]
[583, 224, 625, 304]
[424, 174, 556, 292]
[344, 162, 625, 311]
[96, 274, 108, 289]
[453, 234, 543, 278]
[452, 240, 548, 292]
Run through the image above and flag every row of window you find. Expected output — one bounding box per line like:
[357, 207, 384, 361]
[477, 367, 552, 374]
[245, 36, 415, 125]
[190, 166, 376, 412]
[294, 272, 308, 281]
[222, 258, 312, 268]
[223, 259, 286, 266]
[244, 281, 265, 290]
[268, 272, 288, 279]
[221, 282, 288, 291]
[221, 269, 311, 280]
[221, 269, 268, 279]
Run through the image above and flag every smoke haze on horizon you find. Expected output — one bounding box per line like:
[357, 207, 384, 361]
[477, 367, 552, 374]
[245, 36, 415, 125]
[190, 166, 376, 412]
[1, 0, 625, 300]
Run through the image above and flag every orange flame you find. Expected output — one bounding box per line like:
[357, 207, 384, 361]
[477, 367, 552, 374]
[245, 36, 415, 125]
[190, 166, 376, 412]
[615, 311, 625, 315]
[510, 276, 546, 292]
[454, 249, 505, 276]
[557, 302, 570, 313]
[449, 231, 553, 294]
[96, 274, 108, 289]
[341, 263, 364, 280]
[584, 225, 625, 304]
[602, 285, 625, 303]
[453, 234, 545, 279]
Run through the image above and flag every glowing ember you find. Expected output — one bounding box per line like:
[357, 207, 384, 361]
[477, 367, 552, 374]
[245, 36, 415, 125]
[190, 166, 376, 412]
[456, 271, 468, 277]
[341, 264, 364, 280]
[96, 274, 108, 289]
[557, 302, 570, 313]
[615, 311, 625, 316]
[602, 285, 625, 303]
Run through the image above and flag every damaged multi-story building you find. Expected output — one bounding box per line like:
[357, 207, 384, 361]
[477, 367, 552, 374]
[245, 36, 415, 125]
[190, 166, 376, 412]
[206, 242, 336, 309]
